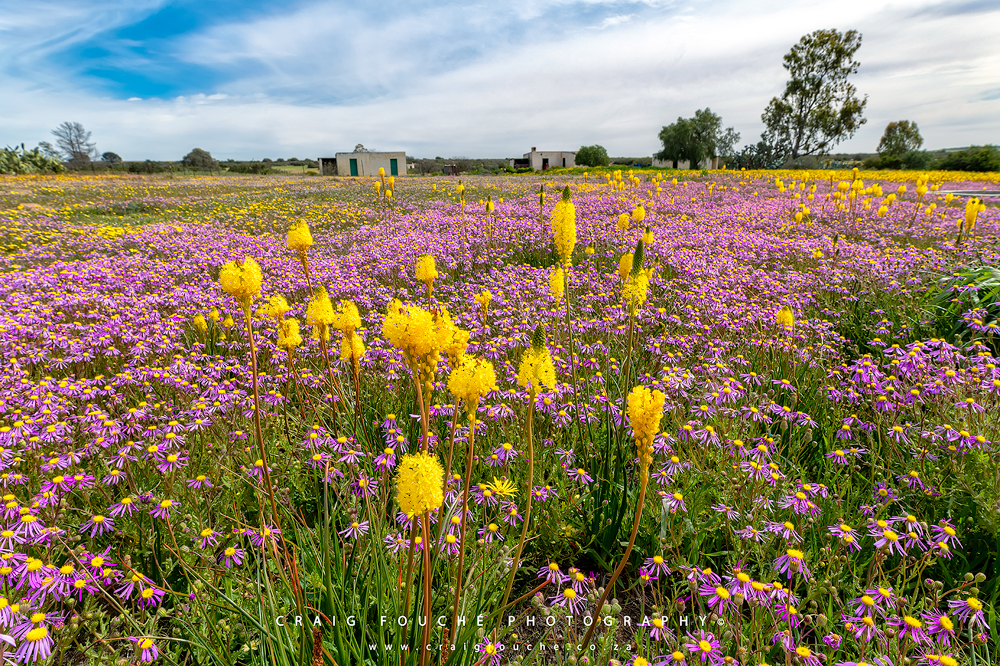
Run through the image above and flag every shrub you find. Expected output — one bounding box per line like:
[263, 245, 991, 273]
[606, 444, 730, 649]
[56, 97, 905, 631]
[934, 145, 1000, 172]
[576, 145, 610, 167]
[0, 144, 64, 174]
[182, 148, 218, 169]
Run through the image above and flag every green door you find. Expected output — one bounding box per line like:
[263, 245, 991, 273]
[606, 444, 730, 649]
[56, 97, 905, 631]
[349, 159, 358, 176]
[390, 159, 398, 176]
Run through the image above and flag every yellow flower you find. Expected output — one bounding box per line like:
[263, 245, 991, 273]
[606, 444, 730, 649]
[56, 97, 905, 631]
[487, 476, 517, 497]
[331, 300, 361, 335]
[218, 257, 263, 309]
[517, 326, 556, 394]
[618, 253, 634, 283]
[396, 452, 444, 518]
[286, 220, 313, 254]
[192, 314, 208, 336]
[617, 213, 630, 231]
[965, 197, 981, 230]
[259, 295, 290, 322]
[549, 266, 565, 301]
[306, 287, 336, 342]
[641, 228, 655, 245]
[448, 356, 497, 413]
[632, 204, 645, 224]
[383, 299, 431, 357]
[434, 306, 469, 361]
[340, 332, 365, 363]
[473, 290, 493, 313]
[549, 186, 576, 267]
[276, 319, 303, 350]
[207, 308, 221, 323]
[623, 270, 650, 309]
[627, 385, 666, 472]
[776, 307, 795, 328]
[415, 254, 439, 287]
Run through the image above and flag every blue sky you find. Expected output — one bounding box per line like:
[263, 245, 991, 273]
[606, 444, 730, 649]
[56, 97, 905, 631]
[2, 0, 999, 160]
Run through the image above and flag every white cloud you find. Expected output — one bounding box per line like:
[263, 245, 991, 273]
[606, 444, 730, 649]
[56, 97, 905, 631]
[598, 15, 632, 28]
[1, 0, 998, 158]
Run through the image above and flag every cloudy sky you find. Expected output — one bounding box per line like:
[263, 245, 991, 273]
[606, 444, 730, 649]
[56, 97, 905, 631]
[2, 0, 998, 160]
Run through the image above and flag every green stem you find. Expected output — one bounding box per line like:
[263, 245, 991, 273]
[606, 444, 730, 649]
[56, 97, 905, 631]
[580, 473, 648, 650]
[499, 397, 535, 612]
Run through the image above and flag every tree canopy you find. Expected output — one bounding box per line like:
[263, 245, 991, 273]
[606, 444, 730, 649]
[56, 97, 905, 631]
[877, 121, 923, 157]
[182, 148, 217, 169]
[576, 145, 609, 167]
[655, 108, 739, 168]
[761, 28, 867, 160]
[51, 121, 97, 166]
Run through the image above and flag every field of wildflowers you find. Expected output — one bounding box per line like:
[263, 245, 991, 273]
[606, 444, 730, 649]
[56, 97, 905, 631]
[0, 167, 998, 666]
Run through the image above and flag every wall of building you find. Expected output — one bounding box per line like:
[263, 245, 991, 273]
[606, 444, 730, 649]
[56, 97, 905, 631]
[651, 156, 720, 170]
[520, 149, 576, 170]
[333, 152, 407, 177]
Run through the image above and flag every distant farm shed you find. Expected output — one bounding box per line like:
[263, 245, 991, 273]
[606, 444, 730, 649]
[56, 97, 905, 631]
[510, 147, 576, 171]
[652, 156, 721, 170]
[317, 151, 407, 177]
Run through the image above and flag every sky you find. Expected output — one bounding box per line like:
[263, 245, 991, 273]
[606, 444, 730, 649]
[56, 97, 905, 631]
[2, 0, 999, 161]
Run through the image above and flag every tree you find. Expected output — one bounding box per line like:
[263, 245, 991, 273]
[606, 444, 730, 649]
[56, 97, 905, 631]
[656, 108, 738, 168]
[728, 134, 788, 170]
[37, 141, 60, 160]
[51, 121, 97, 166]
[761, 29, 867, 160]
[877, 121, 923, 157]
[717, 127, 742, 160]
[656, 118, 695, 168]
[182, 148, 217, 169]
[101, 152, 123, 164]
[576, 145, 609, 167]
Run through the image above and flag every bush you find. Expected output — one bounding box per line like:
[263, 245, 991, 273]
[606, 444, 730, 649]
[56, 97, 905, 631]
[862, 150, 933, 171]
[862, 155, 888, 169]
[127, 160, 168, 173]
[576, 145, 610, 167]
[900, 149, 932, 170]
[0, 144, 65, 174]
[934, 145, 1000, 172]
[182, 148, 217, 169]
[225, 162, 272, 174]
